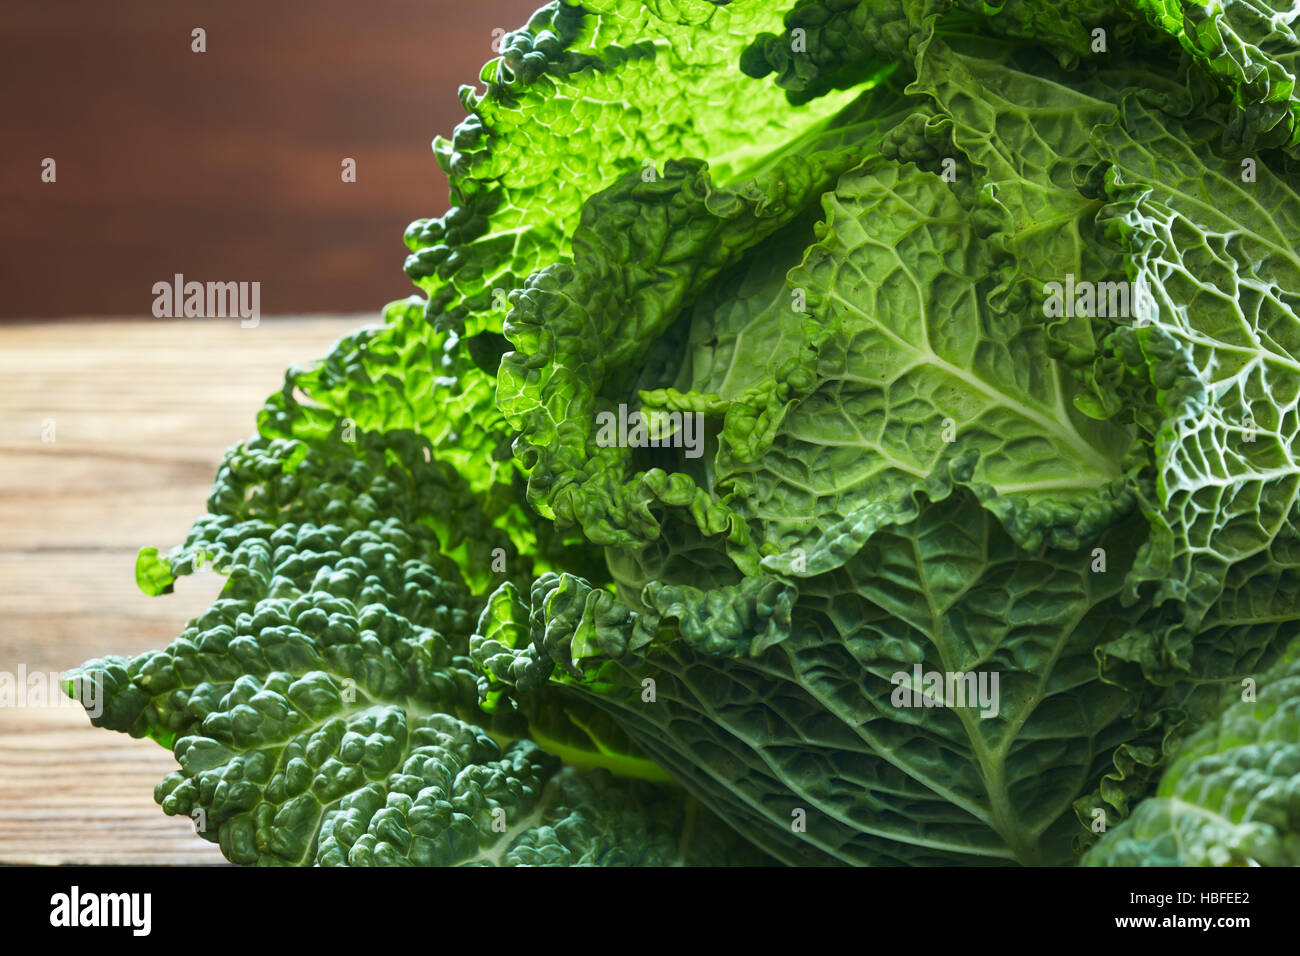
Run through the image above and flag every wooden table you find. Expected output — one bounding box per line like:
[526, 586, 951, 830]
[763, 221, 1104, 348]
[0, 316, 364, 863]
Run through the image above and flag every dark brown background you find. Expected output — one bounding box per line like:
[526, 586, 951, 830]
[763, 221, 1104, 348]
[1, 1, 542, 318]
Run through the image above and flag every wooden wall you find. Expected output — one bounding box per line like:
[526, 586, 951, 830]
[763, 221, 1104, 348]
[0, 1, 542, 319]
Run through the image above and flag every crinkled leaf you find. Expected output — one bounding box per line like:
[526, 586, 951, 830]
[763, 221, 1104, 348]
[1085, 639, 1300, 865]
[404, 0, 864, 336]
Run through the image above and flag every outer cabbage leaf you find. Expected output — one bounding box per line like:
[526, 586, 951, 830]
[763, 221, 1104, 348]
[477, 487, 1163, 866]
[247, 297, 600, 591]
[68, 425, 759, 865]
[1094, 97, 1300, 634]
[1119, 0, 1300, 153]
[1084, 639, 1300, 865]
[403, 0, 864, 337]
[66, 663, 753, 866]
[137, 427, 520, 599]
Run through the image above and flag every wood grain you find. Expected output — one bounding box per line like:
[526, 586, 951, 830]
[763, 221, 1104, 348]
[0, 0, 543, 318]
[0, 316, 362, 863]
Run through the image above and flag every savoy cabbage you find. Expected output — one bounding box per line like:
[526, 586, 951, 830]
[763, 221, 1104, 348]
[67, 0, 1300, 866]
